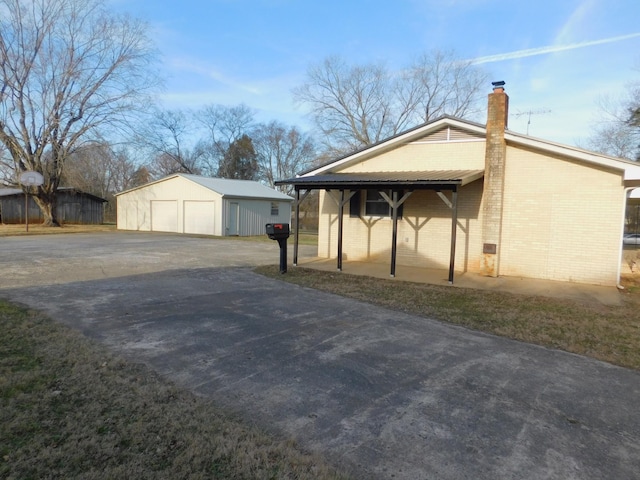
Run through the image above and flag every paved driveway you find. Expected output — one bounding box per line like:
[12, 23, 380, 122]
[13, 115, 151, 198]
[1, 232, 639, 479]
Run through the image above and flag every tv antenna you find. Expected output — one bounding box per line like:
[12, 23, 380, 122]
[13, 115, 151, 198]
[513, 109, 551, 135]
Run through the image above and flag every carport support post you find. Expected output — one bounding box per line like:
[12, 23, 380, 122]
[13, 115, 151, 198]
[390, 191, 399, 277]
[294, 188, 300, 265]
[325, 190, 356, 272]
[293, 188, 310, 266]
[448, 187, 458, 284]
[436, 188, 459, 284]
[337, 189, 344, 271]
[380, 190, 412, 278]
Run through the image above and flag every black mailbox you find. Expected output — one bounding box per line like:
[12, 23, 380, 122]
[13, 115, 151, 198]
[265, 223, 290, 240]
[265, 223, 290, 273]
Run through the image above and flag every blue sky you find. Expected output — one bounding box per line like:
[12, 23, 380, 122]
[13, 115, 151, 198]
[110, 0, 640, 147]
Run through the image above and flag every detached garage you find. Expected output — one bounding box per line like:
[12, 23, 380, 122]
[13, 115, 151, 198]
[116, 174, 292, 236]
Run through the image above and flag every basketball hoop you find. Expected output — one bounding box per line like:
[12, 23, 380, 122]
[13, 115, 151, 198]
[18, 171, 44, 231]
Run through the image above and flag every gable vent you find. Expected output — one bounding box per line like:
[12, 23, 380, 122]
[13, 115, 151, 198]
[412, 126, 484, 143]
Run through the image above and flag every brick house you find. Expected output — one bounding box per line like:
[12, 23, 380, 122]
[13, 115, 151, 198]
[277, 84, 640, 286]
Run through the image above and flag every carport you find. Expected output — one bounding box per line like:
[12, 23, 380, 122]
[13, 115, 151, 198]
[276, 169, 484, 283]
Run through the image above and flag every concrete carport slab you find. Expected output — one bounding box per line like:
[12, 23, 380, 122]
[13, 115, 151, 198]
[1, 233, 639, 479]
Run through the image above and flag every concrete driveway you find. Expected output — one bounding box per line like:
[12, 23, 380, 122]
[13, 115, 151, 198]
[1, 232, 639, 479]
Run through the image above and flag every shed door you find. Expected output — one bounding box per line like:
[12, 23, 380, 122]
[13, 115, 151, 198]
[228, 202, 239, 236]
[151, 200, 178, 232]
[184, 201, 215, 235]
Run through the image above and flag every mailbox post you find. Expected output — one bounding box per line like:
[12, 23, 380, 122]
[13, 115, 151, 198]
[265, 223, 290, 273]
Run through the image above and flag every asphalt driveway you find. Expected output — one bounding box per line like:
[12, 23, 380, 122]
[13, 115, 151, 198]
[1, 232, 639, 479]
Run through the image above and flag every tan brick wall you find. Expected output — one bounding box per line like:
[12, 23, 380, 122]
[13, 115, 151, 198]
[500, 146, 624, 285]
[340, 141, 485, 173]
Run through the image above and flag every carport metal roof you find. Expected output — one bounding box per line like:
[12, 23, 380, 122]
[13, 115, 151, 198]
[276, 169, 485, 284]
[278, 170, 484, 190]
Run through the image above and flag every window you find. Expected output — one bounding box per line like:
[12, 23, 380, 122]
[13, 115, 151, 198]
[349, 189, 404, 218]
[365, 190, 391, 216]
[270, 202, 279, 216]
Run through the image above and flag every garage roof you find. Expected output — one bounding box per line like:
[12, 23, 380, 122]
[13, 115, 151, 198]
[117, 174, 293, 201]
[183, 175, 292, 200]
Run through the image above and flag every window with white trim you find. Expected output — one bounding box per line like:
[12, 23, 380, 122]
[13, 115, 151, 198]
[270, 202, 279, 216]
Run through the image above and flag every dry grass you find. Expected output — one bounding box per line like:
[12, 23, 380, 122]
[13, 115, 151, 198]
[255, 265, 640, 371]
[0, 224, 319, 245]
[219, 233, 318, 246]
[0, 301, 348, 480]
[0, 223, 116, 236]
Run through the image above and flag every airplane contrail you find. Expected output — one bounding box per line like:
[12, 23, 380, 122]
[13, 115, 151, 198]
[467, 32, 640, 65]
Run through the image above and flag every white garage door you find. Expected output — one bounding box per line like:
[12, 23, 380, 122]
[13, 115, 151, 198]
[151, 200, 178, 232]
[184, 201, 215, 235]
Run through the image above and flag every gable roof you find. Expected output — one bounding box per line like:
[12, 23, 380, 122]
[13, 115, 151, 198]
[296, 115, 640, 183]
[116, 173, 293, 201]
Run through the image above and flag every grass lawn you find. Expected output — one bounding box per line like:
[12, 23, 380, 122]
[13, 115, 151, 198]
[0, 223, 319, 245]
[225, 232, 318, 246]
[0, 301, 347, 480]
[255, 265, 640, 371]
[0, 223, 116, 236]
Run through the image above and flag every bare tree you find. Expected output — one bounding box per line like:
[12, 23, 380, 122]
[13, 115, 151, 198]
[0, 143, 12, 185]
[63, 143, 143, 220]
[137, 109, 204, 177]
[63, 142, 114, 199]
[0, 0, 157, 225]
[252, 121, 316, 194]
[63, 143, 144, 194]
[293, 50, 487, 154]
[586, 81, 640, 160]
[293, 56, 391, 153]
[402, 50, 487, 123]
[197, 104, 255, 174]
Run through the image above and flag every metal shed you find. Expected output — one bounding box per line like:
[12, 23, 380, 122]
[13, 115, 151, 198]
[116, 174, 292, 236]
[0, 188, 107, 224]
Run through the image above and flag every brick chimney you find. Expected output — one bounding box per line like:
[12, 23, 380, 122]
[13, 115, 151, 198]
[480, 81, 509, 277]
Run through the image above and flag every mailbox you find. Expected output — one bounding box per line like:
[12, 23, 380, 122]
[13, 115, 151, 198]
[265, 223, 290, 273]
[265, 223, 290, 240]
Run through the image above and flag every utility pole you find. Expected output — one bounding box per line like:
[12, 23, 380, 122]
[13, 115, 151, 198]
[513, 109, 551, 135]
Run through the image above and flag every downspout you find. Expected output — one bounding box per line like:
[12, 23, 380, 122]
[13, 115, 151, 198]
[617, 186, 636, 290]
